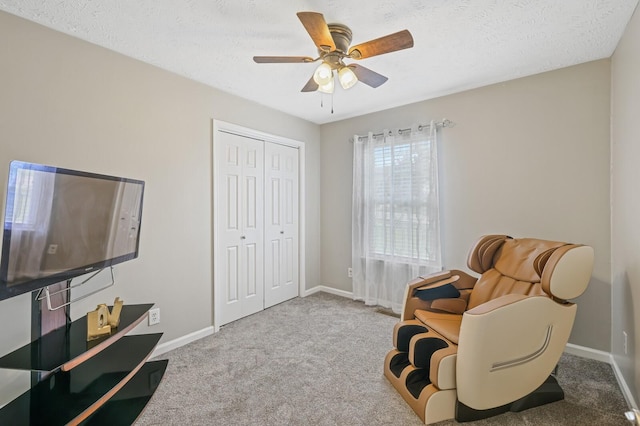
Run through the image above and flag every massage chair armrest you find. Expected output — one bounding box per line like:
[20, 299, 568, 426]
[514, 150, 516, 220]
[457, 294, 577, 410]
[401, 269, 477, 320]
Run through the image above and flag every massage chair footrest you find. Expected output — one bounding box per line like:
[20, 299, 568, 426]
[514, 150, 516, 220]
[455, 375, 564, 422]
[387, 351, 411, 378]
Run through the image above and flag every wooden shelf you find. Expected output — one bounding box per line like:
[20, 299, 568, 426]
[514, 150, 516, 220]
[0, 304, 153, 372]
[0, 334, 161, 426]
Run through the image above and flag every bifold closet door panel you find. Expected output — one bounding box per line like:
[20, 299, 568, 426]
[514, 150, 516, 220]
[264, 142, 299, 308]
[215, 131, 264, 326]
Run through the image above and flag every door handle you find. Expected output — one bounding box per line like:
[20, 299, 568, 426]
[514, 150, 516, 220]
[240, 235, 246, 240]
[280, 231, 284, 234]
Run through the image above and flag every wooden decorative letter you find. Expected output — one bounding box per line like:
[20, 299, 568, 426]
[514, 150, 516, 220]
[109, 297, 124, 328]
[87, 304, 112, 341]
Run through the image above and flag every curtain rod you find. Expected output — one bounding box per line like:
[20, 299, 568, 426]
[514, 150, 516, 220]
[352, 118, 455, 142]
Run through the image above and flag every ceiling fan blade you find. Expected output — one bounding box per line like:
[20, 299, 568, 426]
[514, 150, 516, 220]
[253, 56, 315, 63]
[350, 64, 388, 88]
[297, 11, 336, 52]
[348, 30, 414, 59]
[301, 76, 319, 92]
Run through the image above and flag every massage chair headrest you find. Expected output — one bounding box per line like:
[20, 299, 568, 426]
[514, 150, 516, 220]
[467, 235, 594, 300]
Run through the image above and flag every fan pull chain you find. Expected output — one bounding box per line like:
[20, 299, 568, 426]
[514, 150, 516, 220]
[318, 92, 334, 113]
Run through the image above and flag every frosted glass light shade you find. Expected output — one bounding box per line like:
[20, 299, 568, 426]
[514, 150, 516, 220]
[338, 66, 358, 89]
[317, 78, 334, 94]
[313, 62, 333, 85]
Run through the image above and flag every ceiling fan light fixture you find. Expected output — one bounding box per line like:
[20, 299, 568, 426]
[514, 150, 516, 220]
[317, 78, 334, 94]
[338, 66, 358, 89]
[313, 62, 333, 85]
[254, 12, 414, 98]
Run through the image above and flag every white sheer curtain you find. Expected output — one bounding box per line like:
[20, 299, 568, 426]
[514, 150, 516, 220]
[352, 122, 442, 312]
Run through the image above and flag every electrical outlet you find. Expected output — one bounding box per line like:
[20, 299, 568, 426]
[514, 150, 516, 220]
[148, 308, 160, 326]
[623, 331, 628, 354]
[347, 267, 353, 278]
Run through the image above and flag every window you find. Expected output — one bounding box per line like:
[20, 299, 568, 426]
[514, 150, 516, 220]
[369, 138, 437, 263]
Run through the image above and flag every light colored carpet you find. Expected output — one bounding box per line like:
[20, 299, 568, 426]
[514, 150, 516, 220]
[137, 292, 629, 425]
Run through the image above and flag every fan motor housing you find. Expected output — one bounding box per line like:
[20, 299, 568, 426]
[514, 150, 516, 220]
[325, 23, 353, 54]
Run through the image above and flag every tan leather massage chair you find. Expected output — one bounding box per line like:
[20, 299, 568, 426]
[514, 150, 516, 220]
[383, 235, 594, 424]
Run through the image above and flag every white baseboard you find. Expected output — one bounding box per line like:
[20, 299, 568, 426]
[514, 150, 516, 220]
[303, 285, 353, 299]
[564, 343, 636, 409]
[609, 354, 638, 409]
[564, 343, 611, 363]
[150, 326, 215, 359]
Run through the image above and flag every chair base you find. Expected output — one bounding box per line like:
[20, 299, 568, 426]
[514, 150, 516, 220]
[455, 375, 565, 422]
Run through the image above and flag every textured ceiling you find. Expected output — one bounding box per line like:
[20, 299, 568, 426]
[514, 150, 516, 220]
[0, 0, 637, 124]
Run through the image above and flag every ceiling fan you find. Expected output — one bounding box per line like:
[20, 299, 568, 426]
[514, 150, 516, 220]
[253, 11, 414, 94]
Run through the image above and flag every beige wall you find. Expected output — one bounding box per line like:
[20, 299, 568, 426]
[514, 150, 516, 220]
[320, 60, 612, 351]
[612, 5, 640, 407]
[0, 11, 321, 353]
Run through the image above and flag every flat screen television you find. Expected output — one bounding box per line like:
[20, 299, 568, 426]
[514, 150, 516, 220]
[0, 161, 145, 301]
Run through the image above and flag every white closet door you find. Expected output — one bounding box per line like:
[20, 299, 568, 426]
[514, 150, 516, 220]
[264, 142, 299, 308]
[216, 132, 264, 325]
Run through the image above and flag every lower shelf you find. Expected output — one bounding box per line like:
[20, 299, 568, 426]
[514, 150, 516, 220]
[0, 333, 162, 426]
[80, 360, 168, 425]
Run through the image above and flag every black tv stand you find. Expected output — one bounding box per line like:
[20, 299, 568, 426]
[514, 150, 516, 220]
[0, 303, 166, 425]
